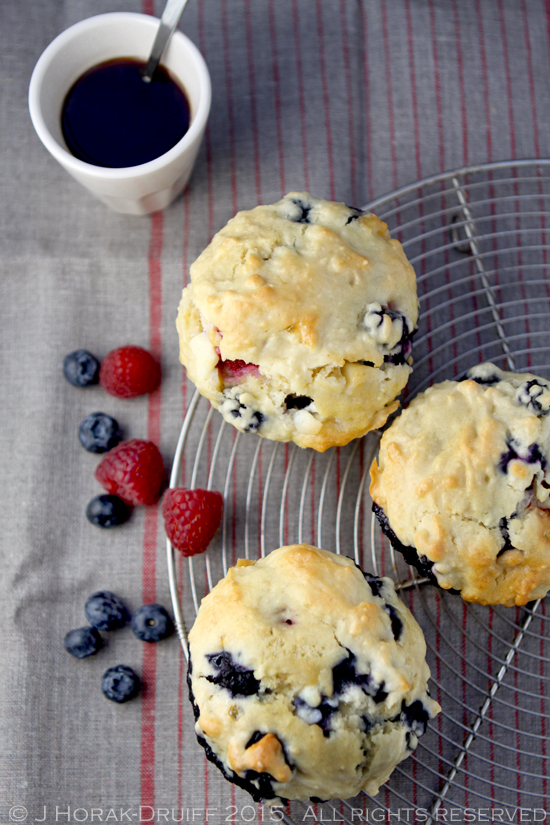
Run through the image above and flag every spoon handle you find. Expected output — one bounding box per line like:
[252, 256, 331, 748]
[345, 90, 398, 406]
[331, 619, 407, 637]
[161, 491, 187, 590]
[142, 0, 191, 82]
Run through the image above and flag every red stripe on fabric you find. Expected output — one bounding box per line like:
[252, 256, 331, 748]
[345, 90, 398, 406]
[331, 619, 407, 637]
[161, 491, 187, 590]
[244, 0, 263, 203]
[451, 0, 468, 166]
[474, 0, 493, 162]
[140, 207, 164, 820]
[177, 644, 185, 807]
[232, 431, 238, 568]
[442, 0, 467, 372]
[497, 0, 516, 158]
[197, 1, 212, 805]
[406, 587, 418, 808]
[404, 0, 422, 180]
[283, 443, 289, 546]
[487, 606, 495, 802]
[143, 211, 163, 599]
[404, 0, 434, 382]
[339, 0, 356, 205]
[461, 601, 469, 804]
[197, 14, 214, 245]
[148, 211, 163, 368]
[310, 458, 316, 546]
[142, 0, 155, 16]
[142, 507, 159, 607]
[257, 452, 263, 559]
[541, 601, 548, 804]
[268, 0, 285, 196]
[514, 608, 521, 804]
[182, 189, 190, 290]
[140, 645, 157, 820]
[380, 0, 397, 191]
[315, 0, 335, 200]
[176, 178, 192, 810]
[435, 593, 443, 786]
[475, 5, 501, 366]
[427, 0, 445, 172]
[521, 0, 540, 157]
[358, 442, 364, 570]
[359, 3, 373, 204]
[291, 0, 310, 193]
[221, 0, 238, 215]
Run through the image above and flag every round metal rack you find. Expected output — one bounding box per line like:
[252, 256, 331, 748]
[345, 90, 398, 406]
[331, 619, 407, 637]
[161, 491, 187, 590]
[168, 160, 550, 822]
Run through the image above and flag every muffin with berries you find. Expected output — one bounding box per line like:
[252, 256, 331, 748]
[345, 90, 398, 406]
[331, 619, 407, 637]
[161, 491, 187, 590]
[187, 544, 439, 803]
[176, 192, 418, 451]
[370, 363, 550, 606]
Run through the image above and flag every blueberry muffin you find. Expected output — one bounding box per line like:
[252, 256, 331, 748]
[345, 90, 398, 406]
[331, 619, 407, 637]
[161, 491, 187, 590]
[176, 193, 418, 451]
[370, 363, 550, 606]
[187, 544, 439, 803]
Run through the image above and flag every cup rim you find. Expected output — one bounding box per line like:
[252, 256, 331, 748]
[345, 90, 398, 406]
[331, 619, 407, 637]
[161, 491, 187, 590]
[28, 12, 212, 179]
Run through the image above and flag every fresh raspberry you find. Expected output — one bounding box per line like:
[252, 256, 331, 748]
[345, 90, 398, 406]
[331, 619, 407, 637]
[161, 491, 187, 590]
[162, 488, 223, 556]
[99, 345, 161, 399]
[218, 359, 261, 387]
[95, 439, 164, 505]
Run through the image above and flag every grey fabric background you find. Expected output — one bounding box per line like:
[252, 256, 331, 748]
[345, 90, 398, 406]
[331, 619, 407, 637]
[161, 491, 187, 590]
[1, 0, 549, 823]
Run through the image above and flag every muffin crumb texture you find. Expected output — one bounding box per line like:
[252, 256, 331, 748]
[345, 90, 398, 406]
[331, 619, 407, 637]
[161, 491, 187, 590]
[370, 363, 550, 606]
[187, 544, 439, 803]
[177, 192, 418, 451]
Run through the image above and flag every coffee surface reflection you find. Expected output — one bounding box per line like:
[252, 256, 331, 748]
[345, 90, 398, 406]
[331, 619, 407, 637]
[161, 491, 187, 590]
[61, 58, 190, 168]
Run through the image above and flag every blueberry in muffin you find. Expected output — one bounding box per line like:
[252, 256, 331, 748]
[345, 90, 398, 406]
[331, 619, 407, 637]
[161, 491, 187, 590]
[187, 544, 439, 802]
[176, 193, 418, 451]
[370, 363, 550, 606]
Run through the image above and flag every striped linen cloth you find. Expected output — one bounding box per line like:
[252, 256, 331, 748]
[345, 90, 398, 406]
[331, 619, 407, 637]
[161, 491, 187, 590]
[1, 0, 550, 822]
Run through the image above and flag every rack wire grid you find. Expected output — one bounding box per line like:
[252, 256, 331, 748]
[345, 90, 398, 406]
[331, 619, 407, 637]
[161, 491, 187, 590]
[167, 160, 550, 823]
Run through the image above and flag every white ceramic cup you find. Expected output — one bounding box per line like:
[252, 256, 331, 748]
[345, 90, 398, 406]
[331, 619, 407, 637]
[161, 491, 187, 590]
[28, 12, 211, 215]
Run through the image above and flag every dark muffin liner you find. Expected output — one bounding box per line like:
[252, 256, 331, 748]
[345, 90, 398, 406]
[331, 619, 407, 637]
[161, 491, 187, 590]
[372, 502, 460, 595]
[187, 656, 289, 804]
[187, 551, 438, 802]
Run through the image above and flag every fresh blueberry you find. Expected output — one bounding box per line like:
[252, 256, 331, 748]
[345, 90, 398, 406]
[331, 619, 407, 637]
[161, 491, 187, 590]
[206, 651, 261, 697]
[517, 380, 550, 415]
[284, 395, 313, 411]
[463, 365, 500, 385]
[101, 665, 140, 703]
[364, 573, 384, 597]
[384, 604, 403, 642]
[289, 197, 312, 223]
[246, 411, 264, 432]
[332, 651, 387, 702]
[228, 402, 264, 432]
[345, 207, 362, 225]
[373, 503, 445, 587]
[295, 651, 389, 737]
[63, 349, 100, 387]
[131, 604, 174, 642]
[86, 494, 131, 528]
[499, 438, 547, 474]
[64, 626, 103, 658]
[85, 590, 130, 631]
[498, 516, 515, 556]
[401, 699, 430, 738]
[78, 412, 122, 453]
[294, 694, 338, 737]
[363, 574, 402, 640]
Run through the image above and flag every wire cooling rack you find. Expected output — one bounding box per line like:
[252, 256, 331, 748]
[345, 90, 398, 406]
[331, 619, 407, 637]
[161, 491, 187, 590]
[167, 160, 550, 822]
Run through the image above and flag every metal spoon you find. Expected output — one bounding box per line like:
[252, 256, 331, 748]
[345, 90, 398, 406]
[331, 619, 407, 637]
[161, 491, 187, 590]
[142, 0, 191, 83]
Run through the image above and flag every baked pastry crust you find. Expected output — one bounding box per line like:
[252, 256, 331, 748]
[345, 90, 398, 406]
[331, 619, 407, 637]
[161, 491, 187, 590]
[188, 544, 439, 802]
[177, 193, 418, 451]
[370, 363, 550, 606]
